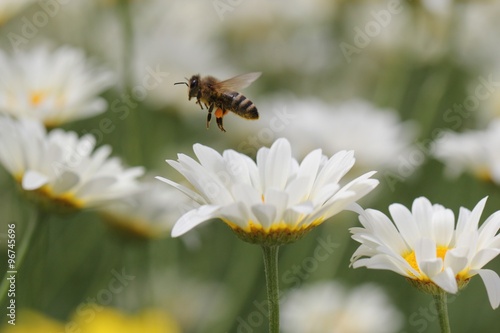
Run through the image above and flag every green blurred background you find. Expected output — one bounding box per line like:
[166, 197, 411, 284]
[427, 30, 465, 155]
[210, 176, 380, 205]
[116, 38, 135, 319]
[1, 1, 500, 332]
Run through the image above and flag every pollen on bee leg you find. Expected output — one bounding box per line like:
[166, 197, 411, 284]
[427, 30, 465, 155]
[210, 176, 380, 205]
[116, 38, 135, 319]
[215, 108, 224, 118]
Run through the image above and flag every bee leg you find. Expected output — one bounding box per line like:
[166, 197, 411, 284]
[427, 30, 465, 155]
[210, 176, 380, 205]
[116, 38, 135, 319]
[206, 104, 214, 129]
[196, 98, 204, 110]
[216, 117, 226, 132]
[215, 108, 226, 132]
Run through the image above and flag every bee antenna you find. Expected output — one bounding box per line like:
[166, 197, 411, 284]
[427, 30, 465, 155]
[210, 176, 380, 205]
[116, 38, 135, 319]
[174, 81, 188, 86]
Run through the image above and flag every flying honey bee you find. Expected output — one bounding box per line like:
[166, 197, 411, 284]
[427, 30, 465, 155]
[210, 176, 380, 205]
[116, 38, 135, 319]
[174, 72, 261, 132]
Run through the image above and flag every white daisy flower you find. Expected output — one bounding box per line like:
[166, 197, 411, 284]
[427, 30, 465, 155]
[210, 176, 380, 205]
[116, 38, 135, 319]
[0, 45, 114, 127]
[232, 97, 417, 177]
[100, 181, 198, 238]
[157, 138, 378, 245]
[281, 282, 403, 333]
[432, 120, 500, 184]
[0, 116, 144, 212]
[350, 197, 500, 309]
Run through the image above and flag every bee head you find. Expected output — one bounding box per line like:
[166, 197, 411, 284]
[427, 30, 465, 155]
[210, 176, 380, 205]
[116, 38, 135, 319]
[187, 75, 200, 100]
[174, 74, 200, 101]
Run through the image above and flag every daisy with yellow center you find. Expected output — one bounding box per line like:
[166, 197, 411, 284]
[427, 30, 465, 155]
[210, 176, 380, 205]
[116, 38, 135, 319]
[350, 197, 500, 308]
[0, 116, 144, 212]
[157, 138, 378, 245]
[432, 120, 500, 185]
[157, 138, 379, 333]
[0, 45, 114, 127]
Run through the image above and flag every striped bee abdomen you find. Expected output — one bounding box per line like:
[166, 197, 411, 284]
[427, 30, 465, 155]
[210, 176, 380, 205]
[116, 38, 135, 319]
[224, 91, 259, 119]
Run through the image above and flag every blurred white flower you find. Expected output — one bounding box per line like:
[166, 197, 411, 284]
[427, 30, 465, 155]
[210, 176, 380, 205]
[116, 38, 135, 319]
[351, 197, 500, 308]
[281, 281, 403, 333]
[0, 0, 37, 24]
[0, 116, 144, 211]
[218, 0, 340, 77]
[100, 180, 198, 238]
[432, 121, 500, 184]
[341, 1, 450, 63]
[233, 97, 417, 177]
[421, 0, 452, 16]
[157, 138, 378, 245]
[453, 3, 500, 70]
[0, 45, 114, 127]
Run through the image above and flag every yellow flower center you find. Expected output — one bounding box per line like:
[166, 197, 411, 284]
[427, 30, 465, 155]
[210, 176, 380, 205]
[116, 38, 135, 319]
[30, 91, 46, 106]
[475, 167, 492, 183]
[404, 246, 449, 280]
[223, 218, 324, 246]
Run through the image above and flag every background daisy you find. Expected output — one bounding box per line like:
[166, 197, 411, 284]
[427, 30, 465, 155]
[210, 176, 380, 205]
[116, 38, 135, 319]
[350, 197, 500, 309]
[0, 45, 114, 127]
[0, 116, 144, 211]
[281, 281, 403, 333]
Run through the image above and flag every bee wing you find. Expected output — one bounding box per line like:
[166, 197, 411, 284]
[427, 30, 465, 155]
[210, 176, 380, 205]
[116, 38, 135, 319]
[215, 72, 262, 91]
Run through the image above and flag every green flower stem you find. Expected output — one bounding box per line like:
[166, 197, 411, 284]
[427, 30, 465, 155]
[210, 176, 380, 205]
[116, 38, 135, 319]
[0, 209, 45, 305]
[118, 0, 143, 165]
[261, 245, 280, 333]
[433, 290, 451, 333]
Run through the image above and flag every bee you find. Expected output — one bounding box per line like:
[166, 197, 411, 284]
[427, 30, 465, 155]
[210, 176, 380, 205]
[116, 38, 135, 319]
[174, 72, 261, 132]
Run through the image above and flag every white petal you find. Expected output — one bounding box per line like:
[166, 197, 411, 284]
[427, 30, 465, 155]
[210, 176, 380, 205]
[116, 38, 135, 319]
[51, 170, 80, 194]
[444, 248, 468, 274]
[476, 269, 500, 309]
[282, 208, 306, 227]
[471, 248, 500, 270]
[263, 188, 288, 221]
[352, 254, 412, 278]
[459, 197, 487, 236]
[264, 138, 291, 190]
[22, 170, 49, 190]
[155, 176, 206, 204]
[365, 209, 408, 254]
[389, 203, 419, 248]
[311, 183, 340, 206]
[455, 206, 471, 237]
[171, 205, 220, 237]
[219, 202, 250, 229]
[285, 177, 312, 205]
[433, 208, 455, 247]
[312, 150, 354, 193]
[420, 259, 443, 278]
[223, 150, 253, 185]
[290, 201, 314, 214]
[231, 183, 261, 206]
[75, 176, 116, 198]
[415, 238, 437, 268]
[296, 148, 322, 195]
[478, 212, 500, 247]
[431, 268, 458, 294]
[251, 204, 277, 230]
[193, 143, 224, 173]
[412, 197, 434, 237]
